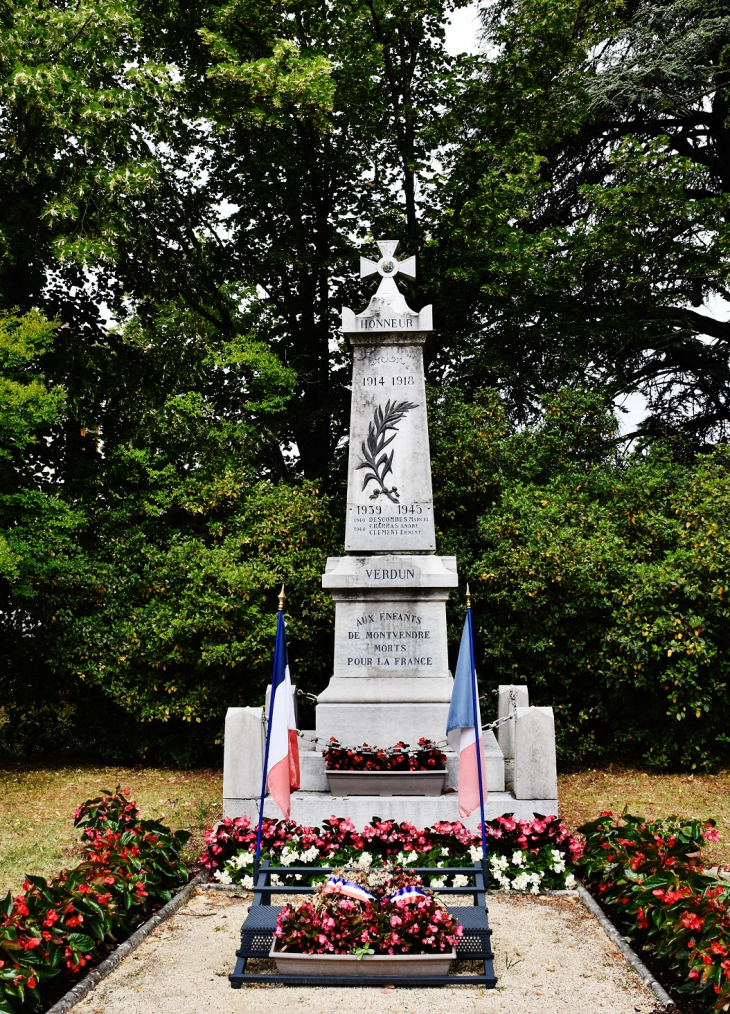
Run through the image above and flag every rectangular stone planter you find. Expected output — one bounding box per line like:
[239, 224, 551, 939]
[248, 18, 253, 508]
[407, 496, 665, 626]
[270, 942, 455, 977]
[326, 770, 446, 796]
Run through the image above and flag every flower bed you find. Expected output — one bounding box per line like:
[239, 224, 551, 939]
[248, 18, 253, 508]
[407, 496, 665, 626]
[274, 868, 462, 958]
[0, 788, 190, 1014]
[323, 738, 447, 771]
[202, 814, 582, 893]
[579, 810, 729, 1011]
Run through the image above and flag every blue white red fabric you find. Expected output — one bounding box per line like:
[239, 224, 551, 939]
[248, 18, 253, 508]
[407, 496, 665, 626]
[446, 615, 488, 819]
[265, 611, 300, 818]
[387, 885, 428, 904]
[322, 877, 376, 902]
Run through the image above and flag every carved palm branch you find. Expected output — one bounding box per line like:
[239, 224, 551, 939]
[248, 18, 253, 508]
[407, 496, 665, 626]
[356, 399, 419, 502]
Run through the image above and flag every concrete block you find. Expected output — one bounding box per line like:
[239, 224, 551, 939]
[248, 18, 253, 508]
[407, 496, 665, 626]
[496, 684, 529, 760]
[222, 707, 265, 802]
[299, 748, 328, 791]
[513, 706, 558, 802]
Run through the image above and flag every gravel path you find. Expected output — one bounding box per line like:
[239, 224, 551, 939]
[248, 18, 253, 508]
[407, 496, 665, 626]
[73, 888, 663, 1014]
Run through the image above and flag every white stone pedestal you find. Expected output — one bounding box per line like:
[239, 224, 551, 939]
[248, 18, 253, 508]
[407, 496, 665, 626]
[316, 553, 458, 745]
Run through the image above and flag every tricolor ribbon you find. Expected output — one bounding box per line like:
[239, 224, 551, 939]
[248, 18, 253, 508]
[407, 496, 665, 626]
[321, 877, 377, 903]
[387, 885, 428, 904]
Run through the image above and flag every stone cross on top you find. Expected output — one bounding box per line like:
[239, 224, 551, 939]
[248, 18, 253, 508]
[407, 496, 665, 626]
[341, 239, 433, 336]
[359, 239, 416, 283]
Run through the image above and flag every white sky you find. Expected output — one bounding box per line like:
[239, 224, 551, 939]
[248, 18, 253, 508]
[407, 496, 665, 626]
[444, 3, 483, 55]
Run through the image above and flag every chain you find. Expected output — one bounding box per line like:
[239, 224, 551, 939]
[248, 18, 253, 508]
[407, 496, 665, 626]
[295, 688, 319, 703]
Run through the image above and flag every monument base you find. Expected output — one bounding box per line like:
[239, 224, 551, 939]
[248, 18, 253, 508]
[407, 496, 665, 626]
[300, 730, 505, 793]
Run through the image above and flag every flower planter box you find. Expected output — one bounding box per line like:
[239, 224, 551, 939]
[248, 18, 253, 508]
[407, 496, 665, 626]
[270, 941, 455, 977]
[326, 770, 446, 796]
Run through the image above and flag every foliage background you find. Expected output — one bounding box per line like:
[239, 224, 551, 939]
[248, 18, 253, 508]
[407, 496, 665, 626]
[1, 0, 730, 768]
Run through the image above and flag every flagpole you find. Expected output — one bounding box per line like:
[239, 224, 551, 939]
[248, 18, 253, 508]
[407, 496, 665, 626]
[254, 585, 286, 880]
[466, 584, 489, 886]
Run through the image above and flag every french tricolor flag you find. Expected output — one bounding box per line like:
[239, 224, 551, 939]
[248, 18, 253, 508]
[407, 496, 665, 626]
[265, 610, 300, 819]
[446, 615, 488, 820]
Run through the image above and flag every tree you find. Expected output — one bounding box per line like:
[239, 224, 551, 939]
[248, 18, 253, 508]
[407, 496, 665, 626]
[430, 386, 730, 769]
[0, 308, 74, 588]
[428, 0, 730, 445]
[0, 0, 472, 484]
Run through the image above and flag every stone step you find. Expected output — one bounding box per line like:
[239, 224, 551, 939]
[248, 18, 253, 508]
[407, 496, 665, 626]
[222, 790, 558, 828]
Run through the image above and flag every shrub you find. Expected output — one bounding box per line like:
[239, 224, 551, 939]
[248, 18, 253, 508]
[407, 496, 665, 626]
[0, 789, 189, 1013]
[579, 810, 730, 1010]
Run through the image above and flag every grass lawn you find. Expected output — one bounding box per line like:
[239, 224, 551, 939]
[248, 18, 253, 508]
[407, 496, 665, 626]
[2, 764, 728, 898]
[558, 766, 730, 869]
[0, 765, 222, 899]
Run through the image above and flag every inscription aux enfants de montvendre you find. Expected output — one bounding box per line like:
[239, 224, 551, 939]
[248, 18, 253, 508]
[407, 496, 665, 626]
[345, 609, 433, 667]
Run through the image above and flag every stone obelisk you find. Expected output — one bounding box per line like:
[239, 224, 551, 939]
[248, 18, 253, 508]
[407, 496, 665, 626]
[316, 241, 458, 746]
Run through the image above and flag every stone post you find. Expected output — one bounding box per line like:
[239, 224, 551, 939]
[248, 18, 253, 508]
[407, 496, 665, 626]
[497, 684, 528, 790]
[513, 706, 558, 803]
[222, 707, 265, 816]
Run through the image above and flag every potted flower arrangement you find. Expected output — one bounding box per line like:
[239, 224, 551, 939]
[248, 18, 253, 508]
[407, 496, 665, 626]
[323, 738, 447, 796]
[271, 867, 462, 976]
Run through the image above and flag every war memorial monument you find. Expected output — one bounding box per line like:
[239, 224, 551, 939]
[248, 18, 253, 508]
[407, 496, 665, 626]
[223, 241, 558, 826]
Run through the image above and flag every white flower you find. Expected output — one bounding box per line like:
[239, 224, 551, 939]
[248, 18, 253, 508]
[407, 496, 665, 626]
[468, 845, 483, 862]
[214, 870, 232, 885]
[511, 851, 525, 867]
[280, 849, 299, 867]
[300, 846, 320, 863]
[234, 851, 254, 869]
[240, 874, 254, 889]
[357, 851, 373, 869]
[271, 874, 282, 885]
[452, 875, 469, 888]
[552, 860, 566, 873]
[441, 847, 450, 857]
[437, 861, 444, 868]
[511, 872, 530, 891]
[564, 873, 577, 890]
[490, 855, 509, 872]
[430, 877, 446, 888]
[395, 850, 419, 866]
